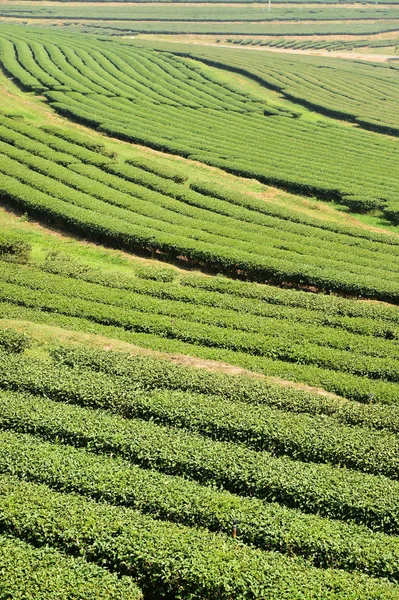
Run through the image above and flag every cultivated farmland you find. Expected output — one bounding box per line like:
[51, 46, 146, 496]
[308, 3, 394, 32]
[0, 4, 399, 598]
[1, 28, 399, 219]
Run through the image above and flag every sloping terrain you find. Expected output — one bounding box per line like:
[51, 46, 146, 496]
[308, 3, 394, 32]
[1, 26, 399, 220]
[146, 41, 399, 133]
[1, 17, 399, 600]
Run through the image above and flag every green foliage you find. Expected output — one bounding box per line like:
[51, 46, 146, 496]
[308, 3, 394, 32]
[1, 22, 399, 600]
[0, 230, 31, 263]
[134, 264, 177, 282]
[0, 328, 31, 353]
[40, 125, 116, 157]
[1, 474, 399, 599]
[51, 345, 399, 434]
[43, 250, 92, 278]
[4, 348, 399, 479]
[3, 255, 399, 405]
[2, 354, 399, 533]
[0, 533, 142, 600]
[2, 426, 399, 582]
[1, 27, 399, 229]
[125, 155, 188, 183]
[249, 36, 399, 52]
[0, 53, 397, 295]
[3, 4, 399, 22]
[3, 257, 399, 392]
[2, 5, 399, 38]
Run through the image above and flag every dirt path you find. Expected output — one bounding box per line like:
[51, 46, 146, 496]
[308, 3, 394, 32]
[2, 318, 345, 401]
[244, 45, 398, 61]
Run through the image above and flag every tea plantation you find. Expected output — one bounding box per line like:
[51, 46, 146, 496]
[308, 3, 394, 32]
[0, 13, 399, 600]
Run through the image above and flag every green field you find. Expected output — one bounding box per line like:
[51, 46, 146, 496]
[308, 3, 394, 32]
[150, 40, 399, 134]
[227, 36, 399, 51]
[8, 18, 399, 36]
[2, 4, 399, 22]
[0, 8, 399, 599]
[2, 0, 399, 37]
[4, 258, 399, 596]
[1, 27, 399, 221]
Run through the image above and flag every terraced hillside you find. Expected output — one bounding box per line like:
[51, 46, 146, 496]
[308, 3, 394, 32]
[1, 12, 399, 599]
[1, 83, 399, 297]
[4, 235, 399, 402]
[158, 42, 399, 134]
[2, 237, 399, 597]
[2, 1, 399, 37]
[1, 26, 399, 221]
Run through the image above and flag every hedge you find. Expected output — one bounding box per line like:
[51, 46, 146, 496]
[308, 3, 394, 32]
[1, 475, 399, 599]
[1, 384, 399, 533]
[51, 346, 399, 433]
[2, 427, 399, 581]
[0, 328, 31, 353]
[0, 533, 143, 600]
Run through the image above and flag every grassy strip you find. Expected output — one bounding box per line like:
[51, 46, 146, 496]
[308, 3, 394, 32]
[51, 346, 399, 434]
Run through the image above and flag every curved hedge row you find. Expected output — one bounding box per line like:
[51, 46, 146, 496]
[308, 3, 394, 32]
[2, 284, 399, 407]
[168, 43, 399, 138]
[2, 274, 399, 386]
[1, 27, 399, 227]
[2, 259, 399, 361]
[51, 346, 399, 434]
[2, 349, 399, 478]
